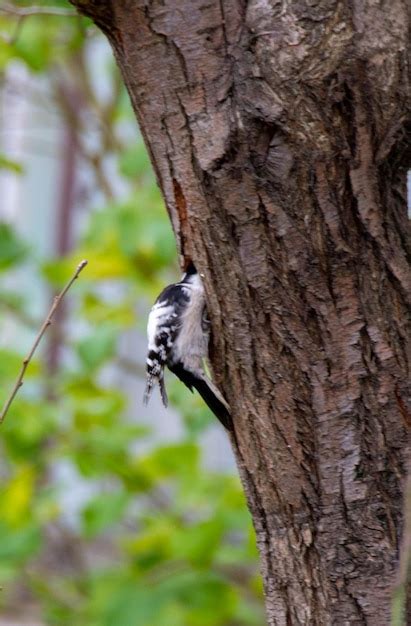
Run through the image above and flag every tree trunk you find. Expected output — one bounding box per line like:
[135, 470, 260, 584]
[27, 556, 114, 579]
[70, 1, 411, 623]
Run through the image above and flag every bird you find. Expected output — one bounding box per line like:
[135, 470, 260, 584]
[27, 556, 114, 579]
[143, 263, 231, 430]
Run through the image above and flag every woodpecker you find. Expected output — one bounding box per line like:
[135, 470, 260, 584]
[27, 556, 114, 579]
[143, 263, 231, 429]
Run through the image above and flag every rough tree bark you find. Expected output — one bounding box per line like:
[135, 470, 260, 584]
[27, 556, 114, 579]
[70, 1, 410, 624]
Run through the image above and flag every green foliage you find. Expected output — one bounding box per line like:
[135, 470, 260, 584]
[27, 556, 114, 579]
[0, 223, 29, 270]
[0, 3, 264, 625]
[0, 2, 88, 73]
[0, 153, 24, 174]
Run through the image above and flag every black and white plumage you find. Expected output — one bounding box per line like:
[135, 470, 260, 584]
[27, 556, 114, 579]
[143, 263, 231, 430]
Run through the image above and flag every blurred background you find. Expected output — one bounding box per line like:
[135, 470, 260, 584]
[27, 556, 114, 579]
[0, 2, 264, 625]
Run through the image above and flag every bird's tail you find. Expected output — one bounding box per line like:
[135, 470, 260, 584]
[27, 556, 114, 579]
[193, 376, 232, 430]
[143, 371, 168, 408]
[169, 363, 232, 430]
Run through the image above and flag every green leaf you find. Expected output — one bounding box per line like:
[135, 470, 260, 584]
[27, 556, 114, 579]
[1, 397, 57, 460]
[118, 141, 151, 180]
[0, 223, 28, 270]
[82, 491, 130, 538]
[0, 153, 24, 174]
[81, 292, 135, 326]
[0, 522, 41, 563]
[11, 19, 54, 72]
[103, 585, 164, 626]
[170, 518, 224, 567]
[158, 571, 237, 626]
[123, 520, 173, 571]
[76, 325, 117, 369]
[138, 442, 199, 482]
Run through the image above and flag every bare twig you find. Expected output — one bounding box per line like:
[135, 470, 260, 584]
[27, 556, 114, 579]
[0, 3, 78, 17]
[0, 260, 88, 424]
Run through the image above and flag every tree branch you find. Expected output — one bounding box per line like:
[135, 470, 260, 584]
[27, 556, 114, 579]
[0, 260, 88, 424]
[0, 3, 78, 17]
